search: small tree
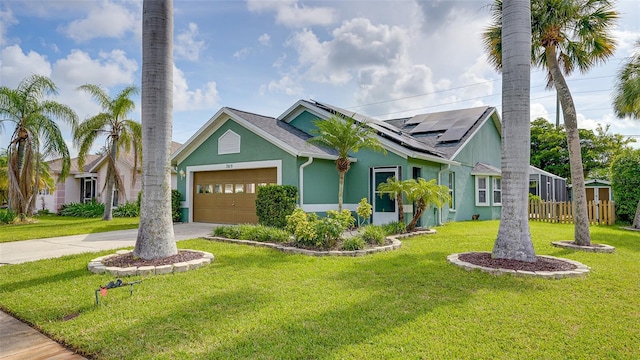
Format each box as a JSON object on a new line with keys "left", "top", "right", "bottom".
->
{"left": 307, "top": 114, "right": 385, "bottom": 211}
{"left": 404, "top": 178, "right": 451, "bottom": 231}
{"left": 376, "top": 176, "right": 410, "bottom": 224}
{"left": 356, "top": 197, "right": 372, "bottom": 227}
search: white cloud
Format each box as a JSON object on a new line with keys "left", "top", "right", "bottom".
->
{"left": 247, "top": 0, "right": 336, "bottom": 28}
{"left": 258, "top": 33, "right": 271, "bottom": 46}
{"left": 52, "top": 49, "right": 137, "bottom": 87}
{"left": 175, "top": 23, "right": 205, "bottom": 61}
{"left": 267, "top": 75, "right": 303, "bottom": 96}
{"left": 173, "top": 66, "right": 220, "bottom": 112}
{"left": 0, "top": 45, "right": 52, "bottom": 87}
{"left": 531, "top": 103, "right": 551, "bottom": 121}
{"left": 0, "top": 7, "right": 18, "bottom": 46}
{"left": 233, "top": 47, "right": 251, "bottom": 60}
{"left": 61, "top": 1, "right": 137, "bottom": 42}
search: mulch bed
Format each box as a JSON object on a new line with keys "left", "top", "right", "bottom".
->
{"left": 102, "top": 250, "right": 203, "bottom": 267}
{"left": 458, "top": 252, "right": 577, "bottom": 272}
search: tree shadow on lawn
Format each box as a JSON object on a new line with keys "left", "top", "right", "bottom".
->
{"left": 0, "top": 267, "right": 88, "bottom": 294}
{"left": 84, "top": 251, "right": 535, "bottom": 359}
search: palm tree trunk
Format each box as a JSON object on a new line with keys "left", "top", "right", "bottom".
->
{"left": 102, "top": 141, "right": 117, "bottom": 221}
{"left": 545, "top": 45, "right": 591, "bottom": 246}
{"left": 407, "top": 199, "right": 424, "bottom": 231}
{"left": 397, "top": 199, "right": 404, "bottom": 223}
{"left": 135, "top": 0, "right": 177, "bottom": 260}
{"left": 633, "top": 198, "right": 640, "bottom": 229}
{"left": 338, "top": 170, "right": 344, "bottom": 211}
{"left": 493, "top": 0, "right": 536, "bottom": 262}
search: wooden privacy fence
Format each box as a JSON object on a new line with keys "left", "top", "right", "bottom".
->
{"left": 528, "top": 200, "right": 616, "bottom": 225}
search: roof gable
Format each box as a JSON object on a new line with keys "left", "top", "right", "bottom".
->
{"left": 171, "top": 107, "right": 339, "bottom": 165}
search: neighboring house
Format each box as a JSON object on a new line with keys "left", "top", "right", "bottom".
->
{"left": 42, "top": 142, "right": 181, "bottom": 213}
{"left": 172, "top": 100, "right": 513, "bottom": 227}
{"left": 529, "top": 166, "right": 568, "bottom": 201}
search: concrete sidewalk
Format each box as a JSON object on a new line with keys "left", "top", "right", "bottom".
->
{"left": 0, "top": 222, "right": 216, "bottom": 359}
{"left": 0, "top": 222, "right": 215, "bottom": 265}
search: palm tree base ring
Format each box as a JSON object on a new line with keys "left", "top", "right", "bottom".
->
{"left": 551, "top": 240, "right": 615, "bottom": 253}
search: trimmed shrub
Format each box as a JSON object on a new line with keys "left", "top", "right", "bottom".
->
{"left": 212, "top": 224, "right": 290, "bottom": 243}
{"left": 113, "top": 202, "right": 139, "bottom": 217}
{"left": 256, "top": 185, "right": 298, "bottom": 228}
{"left": 327, "top": 209, "right": 355, "bottom": 230}
{"left": 59, "top": 200, "right": 104, "bottom": 217}
{"left": 342, "top": 236, "right": 366, "bottom": 251}
{"left": 381, "top": 221, "right": 406, "bottom": 235}
{"left": 314, "top": 217, "right": 344, "bottom": 249}
{"left": 0, "top": 209, "right": 16, "bottom": 224}
{"left": 360, "top": 224, "right": 386, "bottom": 245}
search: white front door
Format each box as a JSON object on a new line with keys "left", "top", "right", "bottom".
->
{"left": 372, "top": 167, "right": 399, "bottom": 224}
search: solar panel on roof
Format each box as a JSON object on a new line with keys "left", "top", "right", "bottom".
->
{"left": 437, "top": 116, "right": 478, "bottom": 142}
{"left": 410, "top": 116, "right": 456, "bottom": 134}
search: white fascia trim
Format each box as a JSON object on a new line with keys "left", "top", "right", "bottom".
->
{"left": 378, "top": 134, "right": 459, "bottom": 166}
{"left": 449, "top": 108, "right": 498, "bottom": 160}
{"left": 278, "top": 100, "right": 333, "bottom": 122}
{"left": 299, "top": 152, "right": 356, "bottom": 163}
{"left": 171, "top": 107, "right": 230, "bottom": 164}
{"left": 184, "top": 160, "right": 282, "bottom": 223}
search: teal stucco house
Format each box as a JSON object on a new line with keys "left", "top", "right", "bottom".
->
{"left": 171, "top": 100, "right": 506, "bottom": 227}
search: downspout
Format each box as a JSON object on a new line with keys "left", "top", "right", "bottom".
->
{"left": 299, "top": 157, "right": 314, "bottom": 210}
{"left": 437, "top": 164, "right": 450, "bottom": 226}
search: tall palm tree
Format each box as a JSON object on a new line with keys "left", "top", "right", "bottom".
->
{"left": 0, "top": 74, "right": 77, "bottom": 216}
{"left": 488, "top": 0, "right": 536, "bottom": 262}
{"left": 612, "top": 40, "right": 640, "bottom": 228}
{"left": 74, "top": 84, "right": 141, "bottom": 220}
{"left": 0, "top": 149, "right": 8, "bottom": 206}
{"left": 134, "top": 0, "right": 178, "bottom": 260}
{"left": 376, "top": 176, "right": 410, "bottom": 224}
{"left": 308, "top": 114, "right": 385, "bottom": 211}
{"left": 404, "top": 178, "right": 451, "bottom": 232}
{"left": 484, "top": 0, "right": 618, "bottom": 247}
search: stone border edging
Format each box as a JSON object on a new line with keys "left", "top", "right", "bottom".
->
{"left": 204, "top": 236, "right": 401, "bottom": 256}
{"left": 551, "top": 240, "right": 615, "bottom": 253}
{"left": 620, "top": 226, "right": 640, "bottom": 232}
{"left": 447, "top": 252, "right": 590, "bottom": 279}
{"left": 203, "top": 229, "right": 436, "bottom": 256}
{"left": 88, "top": 249, "right": 214, "bottom": 276}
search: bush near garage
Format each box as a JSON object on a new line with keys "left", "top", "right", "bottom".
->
{"left": 255, "top": 185, "right": 298, "bottom": 228}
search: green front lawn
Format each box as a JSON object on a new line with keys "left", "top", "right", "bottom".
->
{"left": 1, "top": 221, "right": 638, "bottom": 359}
{"left": 0, "top": 215, "right": 140, "bottom": 243}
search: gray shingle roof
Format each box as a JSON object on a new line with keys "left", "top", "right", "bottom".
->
{"left": 226, "top": 107, "right": 338, "bottom": 158}
{"left": 309, "top": 101, "right": 495, "bottom": 161}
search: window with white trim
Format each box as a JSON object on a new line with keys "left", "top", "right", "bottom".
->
{"left": 493, "top": 177, "right": 502, "bottom": 205}
{"left": 475, "top": 176, "right": 489, "bottom": 206}
{"left": 448, "top": 172, "right": 455, "bottom": 210}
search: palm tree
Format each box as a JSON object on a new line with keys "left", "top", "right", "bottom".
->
{"left": 134, "top": 0, "right": 178, "bottom": 260}
{"left": 612, "top": 40, "right": 640, "bottom": 228}
{"left": 307, "top": 114, "right": 385, "bottom": 211}
{"left": 74, "top": 84, "right": 141, "bottom": 221}
{"left": 487, "top": 0, "right": 536, "bottom": 261}
{"left": 0, "top": 74, "right": 77, "bottom": 216}
{"left": 0, "top": 149, "right": 8, "bottom": 206}
{"left": 404, "top": 178, "right": 450, "bottom": 232}
{"left": 376, "top": 176, "right": 410, "bottom": 224}
{"left": 484, "top": 0, "right": 618, "bottom": 247}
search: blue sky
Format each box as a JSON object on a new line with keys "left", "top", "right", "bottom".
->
{"left": 1, "top": 0, "right": 639, "bottom": 156}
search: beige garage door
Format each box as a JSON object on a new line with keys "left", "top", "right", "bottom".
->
{"left": 193, "top": 168, "right": 277, "bottom": 224}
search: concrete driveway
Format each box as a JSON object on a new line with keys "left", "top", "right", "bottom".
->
{"left": 0, "top": 222, "right": 215, "bottom": 265}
